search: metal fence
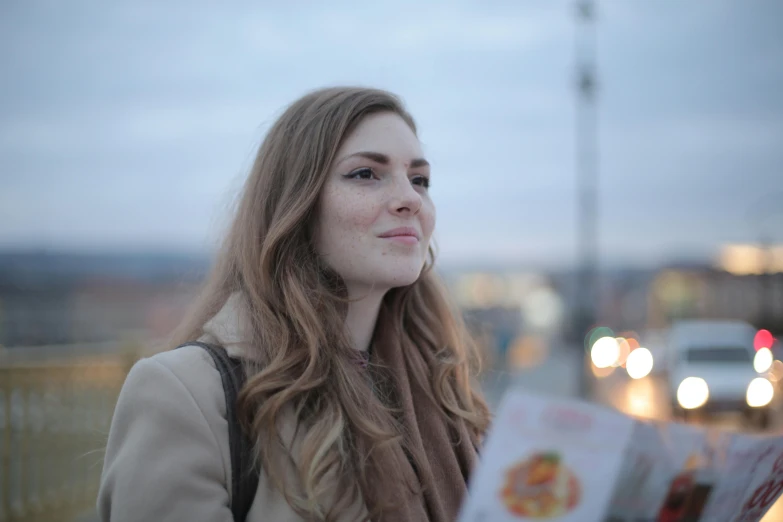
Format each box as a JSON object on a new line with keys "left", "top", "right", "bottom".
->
{"left": 1, "top": 344, "right": 139, "bottom": 522}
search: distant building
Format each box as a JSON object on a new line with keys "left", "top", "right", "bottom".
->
{"left": 0, "top": 251, "right": 209, "bottom": 347}
{"left": 0, "top": 279, "right": 74, "bottom": 345}
{"left": 646, "top": 267, "right": 783, "bottom": 333}
{"left": 69, "top": 277, "right": 202, "bottom": 342}
{"left": 596, "top": 261, "right": 783, "bottom": 337}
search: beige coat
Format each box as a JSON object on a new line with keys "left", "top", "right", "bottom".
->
{"left": 98, "top": 295, "right": 367, "bottom": 521}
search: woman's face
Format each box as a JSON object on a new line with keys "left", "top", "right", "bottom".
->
{"left": 314, "top": 112, "right": 435, "bottom": 295}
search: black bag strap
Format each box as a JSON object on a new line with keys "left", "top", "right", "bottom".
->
{"left": 177, "top": 342, "right": 259, "bottom": 522}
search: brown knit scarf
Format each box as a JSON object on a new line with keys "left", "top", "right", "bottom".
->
{"left": 369, "top": 318, "right": 480, "bottom": 522}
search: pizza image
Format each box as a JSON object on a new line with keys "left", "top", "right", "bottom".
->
{"left": 499, "top": 452, "right": 581, "bottom": 519}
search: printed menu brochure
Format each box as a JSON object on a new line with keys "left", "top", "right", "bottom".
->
{"left": 458, "top": 389, "right": 783, "bottom": 522}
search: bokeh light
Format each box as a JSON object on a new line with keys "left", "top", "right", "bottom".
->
{"left": 585, "top": 326, "right": 615, "bottom": 352}
{"left": 614, "top": 337, "right": 632, "bottom": 367}
{"left": 753, "top": 347, "right": 774, "bottom": 373}
{"left": 677, "top": 377, "right": 709, "bottom": 410}
{"left": 591, "top": 336, "right": 620, "bottom": 368}
{"left": 754, "top": 329, "right": 774, "bottom": 351}
{"left": 626, "top": 347, "right": 654, "bottom": 379}
{"left": 747, "top": 378, "right": 774, "bottom": 408}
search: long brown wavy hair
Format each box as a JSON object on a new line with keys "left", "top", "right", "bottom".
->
{"left": 171, "top": 87, "right": 490, "bottom": 521}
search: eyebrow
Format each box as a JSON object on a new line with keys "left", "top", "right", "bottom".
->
{"left": 338, "top": 151, "right": 430, "bottom": 169}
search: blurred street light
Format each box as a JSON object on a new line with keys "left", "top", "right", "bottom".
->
{"left": 591, "top": 336, "right": 619, "bottom": 368}
{"left": 626, "top": 347, "right": 654, "bottom": 379}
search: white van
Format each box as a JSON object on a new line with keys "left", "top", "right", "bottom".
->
{"left": 666, "top": 320, "right": 774, "bottom": 429}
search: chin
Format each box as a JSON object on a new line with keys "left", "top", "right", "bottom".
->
{"left": 376, "top": 263, "right": 426, "bottom": 289}
{"left": 386, "top": 273, "right": 423, "bottom": 289}
{"left": 339, "top": 254, "right": 428, "bottom": 294}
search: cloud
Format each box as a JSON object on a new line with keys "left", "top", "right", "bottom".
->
{"left": 1, "top": 0, "right": 782, "bottom": 267}
{"left": 0, "top": 101, "right": 272, "bottom": 154}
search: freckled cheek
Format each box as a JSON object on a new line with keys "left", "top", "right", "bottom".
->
{"left": 420, "top": 201, "right": 437, "bottom": 240}
{"left": 331, "top": 197, "right": 380, "bottom": 235}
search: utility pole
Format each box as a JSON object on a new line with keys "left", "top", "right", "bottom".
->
{"left": 760, "top": 235, "right": 773, "bottom": 331}
{"left": 574, "top": 0, "right": 599, "bottom": 342}
{"left": 574, "top": 0, "right": 599, "bottom": 398}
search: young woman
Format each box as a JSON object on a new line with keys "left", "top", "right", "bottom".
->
{"left": 98, "top": 87, "right": 491, "bottom": 522}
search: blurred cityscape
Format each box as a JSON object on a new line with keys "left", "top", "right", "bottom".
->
{"left": 2, "top": 245, "right": 781, "bottom": 349}
{"left": 3, "top": 245, "right": 783, "bottom": 519}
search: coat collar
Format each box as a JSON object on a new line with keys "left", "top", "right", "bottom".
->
{"left": 201, "top": 292, "right": 252, "bottom": 359}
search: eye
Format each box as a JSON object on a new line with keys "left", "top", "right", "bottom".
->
{"left": 345, "top": 167, "right": 376, "bottom": 181}
{"left": 411, "top": 175, "right": 430, "bottom": 189}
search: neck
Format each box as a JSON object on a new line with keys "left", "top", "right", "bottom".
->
{"left": 344, "top": 286, "right": 386, "bottom": 352}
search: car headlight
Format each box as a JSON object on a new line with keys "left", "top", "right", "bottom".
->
{"left": 677, "top": 377, "right": 709, "bottom": 409}
{"left": 754, "top": 348, "right": 774, "bottom": 373}
{"left": 747, "top": 377, "right": 774, "bottom": 408}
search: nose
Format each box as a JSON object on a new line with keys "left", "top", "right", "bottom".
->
{"left": 388, "top": 175, "right": 422, "bottom": 216}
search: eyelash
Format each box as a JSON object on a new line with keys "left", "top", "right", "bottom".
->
{"left": 345, "top": 167, "right": 430, "bottom": 189}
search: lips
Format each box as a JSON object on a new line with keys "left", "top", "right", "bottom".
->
{"left": 378, "top": 226, "right": 421, "bottom": 240}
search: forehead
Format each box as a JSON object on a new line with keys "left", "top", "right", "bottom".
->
{"left": 337, "top": 112, "right": 422, "bottom": 159}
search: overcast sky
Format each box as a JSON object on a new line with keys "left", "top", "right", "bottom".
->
{"left": 1, "top": 0, "right": 782, "bottom": 269}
